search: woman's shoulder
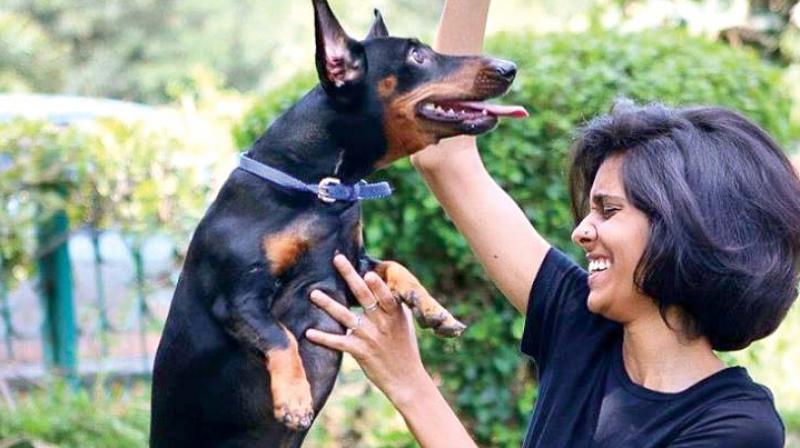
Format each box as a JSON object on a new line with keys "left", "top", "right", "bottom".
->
{"left": 675, "top": 399, "right": 784, "bottom": 447}
{"left": 674, "top": 370, "right": 784, "bottom": 447}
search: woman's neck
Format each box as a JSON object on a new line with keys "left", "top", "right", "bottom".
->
{"left": 621, "top": 308, "right": 726, "bottom": 393}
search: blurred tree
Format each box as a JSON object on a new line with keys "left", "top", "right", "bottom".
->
{"left": 720, "top": 0, "right": 799, "bottom": 63}
{"left": 3, "top": 0, "right": 269, "bottom": 102}
{"left": 0, "top": 11, "right": 66, "bottom": 92}
{"left": 0, "top": 0, "right": 444, "bottom": 103}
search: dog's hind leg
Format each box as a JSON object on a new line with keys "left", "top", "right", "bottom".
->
{"left": 212, "top": 268, "right": 314, "bottom": 431}
{"left": 360, "top": 257, "right": 466, "bottom": 337}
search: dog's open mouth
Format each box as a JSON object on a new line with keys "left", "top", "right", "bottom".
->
{"left": 416, "top": 99, "right": 528, "bottom": 134}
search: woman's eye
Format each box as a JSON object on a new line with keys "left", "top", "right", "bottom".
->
{"left": 591, "top": 206, "right": 619, "bottom": 218}
{"left": 602, "top": 207, "right": 619, "bottom": 217}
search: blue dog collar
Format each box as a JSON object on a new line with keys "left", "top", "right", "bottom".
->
{"left": 237, "top": 154, "right": 393, "bottom": 203}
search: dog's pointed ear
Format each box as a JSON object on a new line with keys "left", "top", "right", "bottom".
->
{"left": 365, "top": 9, "right": 389, "bottom": 40}
{"left": 313, "top": 0, "right": 366, "bottom": 95}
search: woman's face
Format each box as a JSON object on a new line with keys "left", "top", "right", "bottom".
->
{"left": 571, "top": 154, "right": 655, "bottom": 323}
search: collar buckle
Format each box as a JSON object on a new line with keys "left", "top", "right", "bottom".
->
{"left": 317, "top": 177, "right": 342, "bottom": 203}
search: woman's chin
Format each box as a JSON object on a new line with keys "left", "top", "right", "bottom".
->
{"left": 586, "top": 293, "right": 602, "bottom": 314}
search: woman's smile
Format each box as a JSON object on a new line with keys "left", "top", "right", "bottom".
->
{"left": 587, "top": 256, "right": 612, "bottom": 288}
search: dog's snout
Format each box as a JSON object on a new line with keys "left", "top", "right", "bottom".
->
{"left": 491, "top": 60, "right": 517, "bottom": 82}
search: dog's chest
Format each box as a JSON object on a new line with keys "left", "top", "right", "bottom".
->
{"left": 261, "top": 206, "right": 363, "bottom": 279}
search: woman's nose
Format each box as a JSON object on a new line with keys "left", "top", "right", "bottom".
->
{"left": 572, "top": 220, "right": 596, "bottom": 247}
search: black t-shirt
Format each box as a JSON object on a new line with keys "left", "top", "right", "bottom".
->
{"left": 520, "top": 248, "right": 785, "bottom": 447}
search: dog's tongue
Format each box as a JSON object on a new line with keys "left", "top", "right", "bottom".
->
{"left": 458, "top": 101, "right": 529, "bottom": 118}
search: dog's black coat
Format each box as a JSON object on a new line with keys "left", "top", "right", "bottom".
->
{"left": 151, "top": 88, "right": 380, "bottom": 446}
{"left": 150, "top": 1, "right": 517, "bottom": 446}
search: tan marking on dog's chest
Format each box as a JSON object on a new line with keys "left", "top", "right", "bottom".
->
{"left": 263, "top": 218, "right": 318, "bottom": 276}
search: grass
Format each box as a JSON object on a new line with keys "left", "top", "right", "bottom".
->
{"left": 0, "top": 380, "right": 150, "bottom": 448}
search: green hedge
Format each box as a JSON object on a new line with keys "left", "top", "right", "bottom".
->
{"left": 233, "top": 29, "right": 795, "bottom": 446}
{"left": 0, "top": 118, "right": 211, "bottom": 288}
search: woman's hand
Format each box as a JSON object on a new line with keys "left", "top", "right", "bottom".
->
{"left": 410, "top": 135, "right": 478, "bottom": 173}
{"left": 305, "top": 254, "right": 428, "bottom": 405}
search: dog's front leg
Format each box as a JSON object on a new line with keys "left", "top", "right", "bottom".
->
{"left": 359, "top": 256, "right": 466, "bottom": 337}
{"left": 212, "top": 271, "right": 314, "bottom": 431}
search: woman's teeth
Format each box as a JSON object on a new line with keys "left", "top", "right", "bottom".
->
{"left": 588, "top": 259, "right": 611, "bottom": 273}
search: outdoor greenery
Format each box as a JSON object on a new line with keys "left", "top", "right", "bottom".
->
{"left": 0, "top": 381, "right": 150, "bottom": 448}
{"left": 1, "top": 0, "right": 444, "bottom": 103}
{"left": 0, "top": 117, "right": 213, "bottom": 291}
{"left": 234, "top": 29, "right": 798, "bottom": 445}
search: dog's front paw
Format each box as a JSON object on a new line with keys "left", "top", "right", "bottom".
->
{"left": 418, "top": 310, "right": 466, "bottom": 338}
{"left": 404, "top": 291, "right": 467, "bottom": 338}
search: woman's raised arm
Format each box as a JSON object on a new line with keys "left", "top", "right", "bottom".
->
{"left": 412, "top": 0, "right": 550, "bottom": 313}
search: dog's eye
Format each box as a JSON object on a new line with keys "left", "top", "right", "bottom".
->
{"left": 410, "top": 48, "right": 426, "bottom": 64}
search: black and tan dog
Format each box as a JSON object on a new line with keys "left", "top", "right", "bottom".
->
{"left": 150, "top": 1, "right": 526, "bottom": 446}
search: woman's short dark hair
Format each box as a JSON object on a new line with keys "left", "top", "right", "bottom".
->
{"left": 569, "top": 99, "right": 800, "bottom": 351}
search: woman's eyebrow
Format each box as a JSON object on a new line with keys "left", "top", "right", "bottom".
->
{"left": 591, "top": 193, "right": 627, "bottom": 205}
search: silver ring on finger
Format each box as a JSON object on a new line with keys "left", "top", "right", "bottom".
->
{"left": 364, "top": 301, "right": 379, "bottom": 313}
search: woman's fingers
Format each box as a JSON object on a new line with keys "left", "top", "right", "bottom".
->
{"left": 333, "top": 254, "right": 377, "bottom": 308}
{"left": 309, "top": 289, "right": 359, "bottom": 329}
{"left": 305, "top": 328, "right": 349, "bottom": 352}
{"left": 364, "top": 271, "right": 398, "bottom": 312}
{"left": 307, "top": 290, "right": 372, "bottom": 358}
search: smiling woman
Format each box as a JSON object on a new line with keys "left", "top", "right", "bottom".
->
{"left": 569, "top": 101, "right": 800, "bottom": 351}
{"left": 509, "top": 100, "right": 800, "bottom": 447}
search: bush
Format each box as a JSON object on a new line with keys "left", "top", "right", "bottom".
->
{"left": 0, "top": 117, "right": 214, "bottom": 289}
{"left": 233, "top": 29, "right": 795, "bottom": 446}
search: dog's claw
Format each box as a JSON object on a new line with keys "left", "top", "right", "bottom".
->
{"left": 434, "top": 319, "right": 467, "bottom": 338}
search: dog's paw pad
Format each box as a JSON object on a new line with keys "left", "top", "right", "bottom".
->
{"left": 275, "top": 405, "right": 314, "bottom": 431}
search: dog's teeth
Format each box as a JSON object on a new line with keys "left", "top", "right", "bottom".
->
{"left": 482, "top": 109, "right": 488, "bottom": 116}
{"left": 423, "top": 103, "right": 435, "bottom": 111}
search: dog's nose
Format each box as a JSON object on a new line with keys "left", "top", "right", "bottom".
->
{"left": 491, "top": 60, "right": 517, "bottom": 82}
